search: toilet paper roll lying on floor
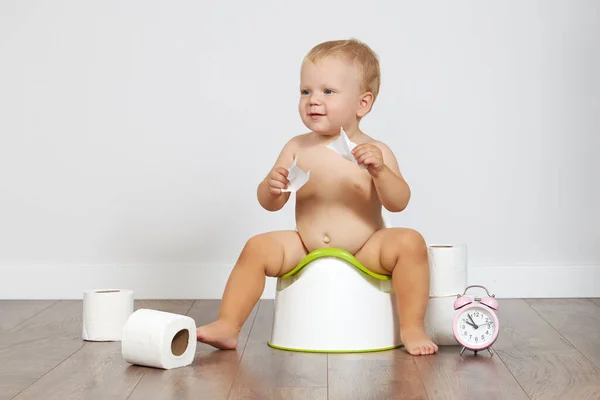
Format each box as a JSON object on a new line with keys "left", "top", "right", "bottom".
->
{"left": 121, "top": 309, "right": 197, "bottom": 370}
{"left": 82, "top": 289, "right": 134, "bottom": 341}
{"left": 428, "top": 244, "right": 467, "bottom": 297}
{"left": 424, "top": 297, "right": 460, "bottom": 346}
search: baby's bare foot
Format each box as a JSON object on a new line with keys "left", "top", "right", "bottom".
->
{"left": 401, "top": 327, "right": 438, "bottom": 356}
{"left": 196, "top": 320, "right": 239, "bottom": 350}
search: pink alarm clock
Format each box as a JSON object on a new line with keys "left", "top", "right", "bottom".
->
{"left": 452, "top": 284, "right": 499, "bottom": 356}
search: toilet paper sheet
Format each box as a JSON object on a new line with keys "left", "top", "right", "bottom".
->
{"left": 282, "top": 152, "right": 310, "bottom": 193}
{"left": 327, "top": 127, "right": 367, "bottom": 169}
{"left": 424, "top": 297, "right": 459, "bottom": 346}
{"left": 82, "top": 289, "right": 134, "bottom": 341}
{"left": 121, "top": 309, "right": 197, "bottom": 370}
{"left": 428, "top": 244, "right": 467, "bottom": 297}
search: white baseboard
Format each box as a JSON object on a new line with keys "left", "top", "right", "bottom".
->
{"left": 1, "top": 264, "right": 599, "bottom": 300}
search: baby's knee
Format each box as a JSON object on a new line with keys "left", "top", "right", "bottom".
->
{"left": 241, "top": 234, "right": 271, "bottom": 258}
{"left": 395, "top": 229, "right": 427, "bottom": 257}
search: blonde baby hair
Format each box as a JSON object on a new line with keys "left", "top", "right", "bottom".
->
{"left": 304, "top": 38, "right": 381, "bottom": 101}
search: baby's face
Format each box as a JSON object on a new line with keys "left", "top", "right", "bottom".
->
{"left": 298, "top": 56, "right": 364, "bottom": 136}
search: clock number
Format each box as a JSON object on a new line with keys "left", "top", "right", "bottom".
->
{"left": 464, "top": 331, "right": 467, "bottom": 336}
{"left": 481, "top": 335, "right": 485, "bottom": 340}
{"left": 469, "top": 335, "right": 472, "bottom": 340}
{"left": 474, "top": 312, "right": 479, "bottom": 317}
{"left": 486, "top": 330, "right": 489, "bottom": 335}
{"left": 462, "top": 324, "right": 466, "bottom": 329}
{"left": 475, "top": 337, "right": 478, "bottom": 342}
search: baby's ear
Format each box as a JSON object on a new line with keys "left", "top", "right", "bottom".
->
{"left": 357, "top": 92, "right": 374, "bottom": 117}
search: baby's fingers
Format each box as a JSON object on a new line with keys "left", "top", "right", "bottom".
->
{"left": 355, "top": 151, "right": 373, "bottom": 165}
{"left": 352, "top": 143, "right": 375, "bottom": 158}
{"left": 362, "top": 156, "right": 383, "bottom": 171}
{"left": 269, "top": 178, "right": 288, "bottom": 194}
{"left": 273, "top": 167, "right": 289, "bottom": 178}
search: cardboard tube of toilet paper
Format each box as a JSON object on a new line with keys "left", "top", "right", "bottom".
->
{"left": 427, "top": 244, "right": 467, "bottom": 297}
{"left": 424, "top": 297, "right": 459, "bottom": 346}
{"left": 82, "top": 289, "right": 134, "bottom": 341}
{"left": 121, "top": 309, "right": 197, "bottom": 370}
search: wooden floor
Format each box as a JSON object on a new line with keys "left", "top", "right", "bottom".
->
{"left": 1, "top": 299, "right": 600, "bottom": 400}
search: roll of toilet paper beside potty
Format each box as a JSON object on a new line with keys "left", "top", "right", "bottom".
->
{"left": 425, "top": 244, "right": 468, "bottom": 345}
{"left": 121, "top": 309, "right": 197, "bottom": 370}
{"left": 428, "top": 244, "right": 467, "bottom": 297}
{"left": 82, "top": 289, "right": 134, "bottom": 341}
{"left": 425, "top": 297, "right": 460, "bottom": 345}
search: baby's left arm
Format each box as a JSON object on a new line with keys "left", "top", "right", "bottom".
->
{"left": 353, "top": 141, "right": 411, "bottom": 212}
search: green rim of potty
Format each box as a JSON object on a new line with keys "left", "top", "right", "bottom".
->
{"left": 281, "top": 247, "right": 392, "bottom": 281}
{"left": 267, "top": 341, "right": 403, "bottom": 353}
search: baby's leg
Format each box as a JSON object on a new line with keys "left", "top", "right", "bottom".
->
{"left": 355, "top": 228, "right": 437, "bottom": 356}
{"left": 196, "top": 230, "right": 307, "bottom": 350}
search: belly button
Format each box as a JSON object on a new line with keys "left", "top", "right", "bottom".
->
{"left": 323, "top": 234, "right": 330, "bottom": 244}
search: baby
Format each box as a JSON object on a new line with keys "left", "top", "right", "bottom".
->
{"left": 196, "top": 39, "right": 438, "bottom": 356}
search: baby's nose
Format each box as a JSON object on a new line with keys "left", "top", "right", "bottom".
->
{"left": 309, "top": 95, "right": 322, "bottom": 105}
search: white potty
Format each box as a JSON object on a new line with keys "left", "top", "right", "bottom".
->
{"left": 268, "top": 248, "right": 402, "bottom": 353}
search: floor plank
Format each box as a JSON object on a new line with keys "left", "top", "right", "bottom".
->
{"left": 591, "top": 298, "right": 600, "bottom": 307}
{"left": 127, "top": 300, "right": 259, "bottom": 400}
{"left": 228, "top": 300, "right": 328, "bottom": 400}
{"left": 0, "top": 300, "right": 56, "bottom": 333}
{"left": 495, "top": 299, "right": 600, "bottom": 399}
{"left": 527, "top": 299, "right": 600, "bottom": 370}
{"left": 134, "top": 299, "right": 194, "bottom": 314}
{"left": 414, "top": 346, "right": 529, "bottom": 400}
{"left": 328, "top": 350, "right": 429, "bottom": 400}
{"left": 12, "top": 300, "right": 195, "bottom": 400}
{"left": 0, "top": 301, "right": 84, "bottom": 400}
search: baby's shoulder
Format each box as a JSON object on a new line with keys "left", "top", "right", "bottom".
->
{"left": 274, "top": 132, "right": 313, "bottom": 162}
{"left": 361, "top": 135, "right": 393, "bottom": 153}
{"left": 281, "top": 132, "right": 314, "bottom": 150}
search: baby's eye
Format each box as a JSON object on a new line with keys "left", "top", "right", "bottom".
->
{"left": 301, "top": 89, "right": 309, "bottom": 95}
{"left": 324, "top": 89, "right": 333, "bottom": 94}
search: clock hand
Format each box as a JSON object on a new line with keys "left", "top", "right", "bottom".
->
{"left": 468, "top": 314, "right": 479, "bottom": 329}
{"left": 465, "top": 320, "right": 477, "bottom": 328}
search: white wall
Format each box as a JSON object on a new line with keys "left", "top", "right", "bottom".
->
{"left": 1, "top": 0, "right": 598, "bottom": 299}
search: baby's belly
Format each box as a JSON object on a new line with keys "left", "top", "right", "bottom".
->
{"left": 295, "top": 203, "right": 384, "bottom": 255}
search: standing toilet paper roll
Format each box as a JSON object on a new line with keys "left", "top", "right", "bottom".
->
{"left": 82, "top": 289, "right": 134, "bottom": 341}
{"left": 121, "top": 309, "right": 197, "bottom": 370}
{"left": 424, "top": 297, "right": 459, "bottom": 346}
{"left": 427, "top": 244, "right": 467, "bottom": 297}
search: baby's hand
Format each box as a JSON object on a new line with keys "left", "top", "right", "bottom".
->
{"left": 352, "top": 143, "right": 384, "bottom": 175}
{"left": 268, "top": 167, "right": 290, "bottom": 195}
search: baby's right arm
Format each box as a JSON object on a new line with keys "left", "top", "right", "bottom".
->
{"left": 257, "top": 137, "right": 298, "bottom": 212}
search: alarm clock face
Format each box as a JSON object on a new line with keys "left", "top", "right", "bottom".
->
{"left": 454, "top": 305, "right": 499, "bottom": 350}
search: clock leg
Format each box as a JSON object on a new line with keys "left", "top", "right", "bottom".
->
{"left": 487, "top": 347, "right": 494, "bottom": 356}
{"left": 460, "top": 347, "right": 466, "bottom": 355}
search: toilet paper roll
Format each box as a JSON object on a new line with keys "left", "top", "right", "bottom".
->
{"left": 424, "top": 297, "right": 459, "bottom": 346}
{"left": 82, "top": 289, "right": 134, "bottom": 341}
{"left": 428, "top": 244, "right": 467, "bottom": 297}
{"left": 121, "top": 309, "right": 197, "bottom": 370}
